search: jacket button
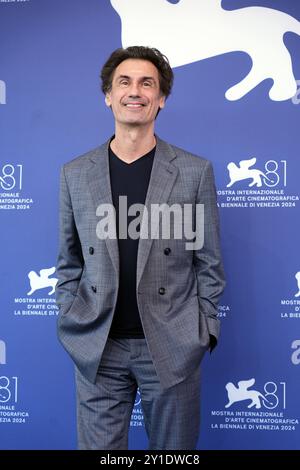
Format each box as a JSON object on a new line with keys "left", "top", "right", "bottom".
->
{"left": 89, "top": 247, "right": 94, "bottom": 255}
{"left": 164, "top": 247, "right": 171, "bottom": 255}
{"left": 91, "top": 286, "right": 97, "bottom": 293}
{"left": 158, "top": 287, "right": 165, "bottom": 295}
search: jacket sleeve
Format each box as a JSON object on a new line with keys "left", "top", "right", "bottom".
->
{"left": 193, "top": 160, "right": 226, "bottom": 343}
{"left": 55, "top": 166, "right": 84, "bottom": 310}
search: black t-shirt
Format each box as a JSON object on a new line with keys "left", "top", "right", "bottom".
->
{"left": 108, "top": 144, "right": 155, "bottom": 338}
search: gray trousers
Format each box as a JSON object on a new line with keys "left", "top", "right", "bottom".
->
{"left": 75, "top": 337, "right": 201, "bottom": 450}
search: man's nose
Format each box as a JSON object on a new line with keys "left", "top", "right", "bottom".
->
{"left": 128, "top": 82, "right": 141, "bottom": 96}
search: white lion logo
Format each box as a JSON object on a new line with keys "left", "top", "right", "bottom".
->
{"left": 227, "top": 157, "right": 272, "bottom": 187}
{"left": 110, "top": 0, "right": 300, "bottom": 101}
{"left": 225, "top": 378, "right": 271, "bottom": 409}
{"left": 27, "top": 267, "right": 58, "bottom": 296}
{"left": 295, "top": 272, "right": 300, "bottom": 298}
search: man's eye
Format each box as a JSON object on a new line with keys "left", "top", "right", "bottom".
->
{"left": 120, "top": 81, "right": 129, "bottom": 86}
{"left": 143, "top": 82, "right": 152, "bottom": 87}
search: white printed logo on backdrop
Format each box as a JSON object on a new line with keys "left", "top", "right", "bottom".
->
{"left": 291, "top": 340, "right": 300, "bottom": 365}
{"left": 0, "top": 80, "right": 6, "bottom": 105}
{"left": 0, "top": 355, "right": 30, "bottom": 425}
{"left": 295, "top": 272, "right": 300, "bottom": 298}
{"left": 111, "top": 0, "right": 300, "bottom": 101}
{"left": 218, "top": 157, "right": 299, "bottom": 209}
{"left": 0, "top": 340, "right": 6, "bottom": 365}
{"left": 210, "top": 377, "right": 299, "bottom": 433}
{"left": 0, "top": 164, "right": 34, "bottom": 211}
{"left": 291, "top": 80, "right": 300, "bottom": 105}
{"left": 130, "top": 389, "right": 144, "bottom": 428}
{"left": 280, "top": 272, "right": 300, "bottom": 321}
{"left": 27, "top": 267, "right": 58, "bottom": 296}
{"left": 13, "top": 266, "right": 59, "bottom": 318}
{"left": 226, "top": 158, "right": 272, "bottom": 189}
{"left": 225, "top": 379, "right": 271, "bottom": 410}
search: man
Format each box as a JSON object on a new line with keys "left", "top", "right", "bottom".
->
{"left": 56, "top": 46, "right": 225, "bottom": 450}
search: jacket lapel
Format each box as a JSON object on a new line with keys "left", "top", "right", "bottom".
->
{"left": 136, "top": 137, "right": 178, "bottom": 288}
{"left": 87, "top": 140, "right": 120, "bottom": 277}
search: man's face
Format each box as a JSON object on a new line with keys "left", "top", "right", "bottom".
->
{"left": 105, "top": 59, "right": 166, "bottom": 128}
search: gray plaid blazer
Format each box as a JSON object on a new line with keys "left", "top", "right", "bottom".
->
{"left": 56, "top": 136, "right": 225, "bottom": 389}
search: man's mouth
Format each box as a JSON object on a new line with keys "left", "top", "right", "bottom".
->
{"left": 124, "top": 102, "right": 145, "bottom": 108}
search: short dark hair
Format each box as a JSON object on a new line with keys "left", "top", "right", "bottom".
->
{"left": 101, "top": 46, "right": 174, "bottom": 98}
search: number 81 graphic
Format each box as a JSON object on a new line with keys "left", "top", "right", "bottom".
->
{"left": 0, "top": 164, "right": 23, "bottom": 191}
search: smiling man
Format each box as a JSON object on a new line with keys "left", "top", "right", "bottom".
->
{"left": 105, "top": 58, "right": 165, "bottom": 131}
{"left": 55, "top": 46, "right": 225, "bottom": 450}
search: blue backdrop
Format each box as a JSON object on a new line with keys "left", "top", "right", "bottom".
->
{"left": 0, "top": 0, "right": 299, "bottom": 450}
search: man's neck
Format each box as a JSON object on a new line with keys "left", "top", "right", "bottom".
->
{"left": 110, "top": 126, "right": 156, "bottom": 163}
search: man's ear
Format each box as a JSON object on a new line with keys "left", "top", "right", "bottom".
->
{"left": 159, "top": 95, "right": 166, "bottom": 110}
{"left": 105, "top": 93, "right": 111, "bottom": 107}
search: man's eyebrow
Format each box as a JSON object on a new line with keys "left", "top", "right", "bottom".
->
{"left": 116, "top": 75, "right": 156, "bottom": 81}
{"left": 117, "top": 75, "right": 130, "bottom": 80}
